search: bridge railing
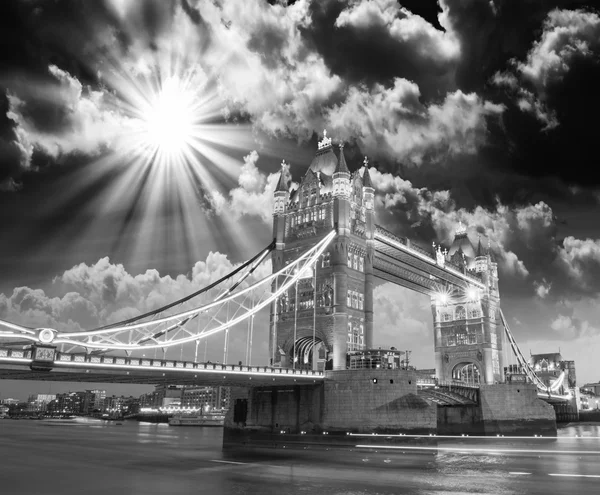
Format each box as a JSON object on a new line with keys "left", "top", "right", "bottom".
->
{"left": 0, "top": 348, "right": 31, "bottom": 359}
{"left": 0, "top": 347, "right": 324, "bottom": 378}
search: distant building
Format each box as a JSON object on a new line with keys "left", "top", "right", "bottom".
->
{"left": 83, "top": 389, "right": 106, "bottom": 415}
{"left": 27, "top": 394, "right": 56, "bottom": 413}
{"left": 181, "top": 386, "right": 230, "bottom": 411}
{"left": 581, "top": 383, "right": 600, "bottom": 396}
{"left": 46, "top": 392, "right": 86, "bottom": 415}
{"left": 0, "top": 398, "right": 20, "bottom": 406}
{"left": 528, "top": 352, "right": 576, "bottom": 395}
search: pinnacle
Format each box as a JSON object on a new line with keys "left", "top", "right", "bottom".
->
{"left": 335, "top": 143, "right": 350, "bottom": 175}
{"left": 275, "top": 160, "right": 288, "bottom": 192}
{"left": 362, "top": 156, "right": 373, "bottom": 188}
{"left": 476, "top": 235, "right": 484, "bottom": 257}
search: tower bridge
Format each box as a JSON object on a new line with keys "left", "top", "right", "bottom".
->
{"left": 0, "top": 132, "right": 572, "bottom": 431}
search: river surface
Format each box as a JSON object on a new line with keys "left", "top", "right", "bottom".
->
{"left": 1, "top": 419, "right": 600, "bottom": 494}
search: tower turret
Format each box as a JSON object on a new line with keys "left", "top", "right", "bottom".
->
{"left": 332, "top": 142, "right": 351, "bottom": 198}
{"left": 273, "top": 160, "right": 290, "bottom": 215}
{"left": 362, "top": 156, "right": 374, "bottom": 211}
{"left": 272, "top": 160, "right": 290, "bottom": 252}
{"left": 475, "top": 235, "right": 488, "bottom": 274}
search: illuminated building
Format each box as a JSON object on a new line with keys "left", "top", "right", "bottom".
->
{"left": 180, "top": 386, "right": 230, "bottom": 411}
{"left": 270, "top": 135, "right": 375, "bottom": 371}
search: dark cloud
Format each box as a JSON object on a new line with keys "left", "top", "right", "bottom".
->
{"left": 302, "top": 0, "right": 457, "bottom": 101}
{"left": 0, "top": 92, "right": 27, "bottom": 190}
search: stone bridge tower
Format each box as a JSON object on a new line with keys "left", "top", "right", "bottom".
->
{"left": 431, "top": 225, "right": 503, "bottom": 385}
{"left": 270, "top": 132, "right": 374, "bottom": 371}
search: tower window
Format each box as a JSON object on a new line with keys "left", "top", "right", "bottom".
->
{"left": 359, "top": 294, "right": 364, "bottom": 310}
{"left": 359, "top": 257, "right": 364, "bottom": 272}
{"left": 347, "top": 252, "right": 352, "bottom": 268}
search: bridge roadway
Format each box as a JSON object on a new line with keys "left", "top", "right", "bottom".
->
{"left": 0, "top": 347, "right": 323, "bottom": 387}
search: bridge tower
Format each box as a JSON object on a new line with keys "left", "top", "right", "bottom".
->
{"left": 270, "top": 132, "right": 374, "bottom": 371}
{"left": 432, "top": 226, "right": 503, "bottom": 385}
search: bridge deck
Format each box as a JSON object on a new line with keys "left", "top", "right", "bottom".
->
{"left": 0, "top": 348, "right": 323, "bottom": 387}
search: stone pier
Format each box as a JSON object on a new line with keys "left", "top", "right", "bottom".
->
{"left": 223, "top": 370, "right": 556, "bottom": 450}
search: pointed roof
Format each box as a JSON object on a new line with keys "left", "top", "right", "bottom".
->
{"left": 275, "top": 160, "right": 289, "bottom": 192}
{"left": 362, "top": 156, "right": 373, "bottom": 188}
{"left": 488, "top": 238, "right": 497, "bottom": 262}
{"left": 448, "top": 221, "right": 476, "bottom": 259}
{"left": 476, "top": 236, "right": 484, "bottom": 257}
{"left": 334, "top": 143, "right": 350, "bottom": 175}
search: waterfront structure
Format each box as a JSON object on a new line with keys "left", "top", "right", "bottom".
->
{"left": 46, "top": 392, "right": 86, "bottom": 415}
{"left": 26, "top": 394, "right": 56, "bottom": 413}
{"left": 0, "top": 132, "right": 574, "bottom": 436}
{"left": 181, "top": 386, "right": 230, "bottom": 411}
{"left": 271, "top": 137, "right": 375, "bottom": 372}
{"left": 270, "top": 132, "right": 503, "bottom": 384}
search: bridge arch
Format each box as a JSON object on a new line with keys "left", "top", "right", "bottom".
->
{"left": 451, "top": 361, "right": 481, "bottom": 385}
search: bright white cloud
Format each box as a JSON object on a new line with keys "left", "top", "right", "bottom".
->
{"left": 534, "top": 279, "right": 552, "bottom": 298}
{"left": 335, "top": 0, "right": 460, "bottom": 64}
{"left": 209, "top": 151, "right": 294, "bottom": 223}
{"left": 327, "top": 80, "right": 504, "bottom": 164}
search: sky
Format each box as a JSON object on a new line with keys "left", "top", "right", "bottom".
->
{"left": 1, "top": 0, "right": 600, "bottom": 400}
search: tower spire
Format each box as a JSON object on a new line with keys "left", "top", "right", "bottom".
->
{"left": 335, "top": 143, "right": 350, "bottom": 174}
{"left": 275, "top": 160, "right": 288, "bottom": 192}
{"left": 362, "top": 156, "right": 373, "bottom": 189}
{"left": 476, "top": 235, "right": 484, "bottom": 257}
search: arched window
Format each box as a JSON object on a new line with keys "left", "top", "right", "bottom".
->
{"left": 359, "top": 257, "right": 364, "bottom": 272}
{"left": 352, "top": 292, "right": 358, "bottom": 309}
{"left": 347, "top": 290, "right": 352, "bottom": 307}
{"left": 358, "top": 294, "right": 364, "bottom": 310}
{"left": 347, "top": 251, "right": 352, "bottom": 268}
{"left": 455, "top": 306, "right": 466, "bottom": 320}
{"left": 353, "top": 254, "right": 358, "bottom": 270}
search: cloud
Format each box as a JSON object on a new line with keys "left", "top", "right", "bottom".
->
{"left": 550, "top": 314, "right": 600, "bottom": 339}
{"left": 326, "top": 80, "right": 504, "bottom": 164}
{"left": 335, "top": 0, "right": 460, "bottom": 65}
{"left": 534, "top": 279, "right": 552, "bottom": 298}
{"left": 493, "top": 8, "right": 600, "bottom": 129}
{"left": 194, "top": 0, "right": 343, "bottom": 139}
{"left": 372, "top": 282, "right": 434, "bottom": 369}
{"left": 7, "top": 65, "right": 128, "bottom": 158}
{"left": 370, "top": 167, "right": 533, "bottom": 279}
{"left": 555, "top": 237, "right": 600, "bottom": 294}
{"left": 209, "top": 150, "right": 294, "bottom": 223}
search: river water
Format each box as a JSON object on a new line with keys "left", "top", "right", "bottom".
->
{"left": 1, "top": 419, "right": 600, "bottom": 494}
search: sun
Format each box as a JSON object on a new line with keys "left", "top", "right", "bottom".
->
{"left": 140, "top": 76, "right": 197, "bottom": 158}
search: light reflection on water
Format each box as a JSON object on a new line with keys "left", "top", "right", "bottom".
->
{"left": 1, "top": 420, "right": 599, "bottom": 495}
